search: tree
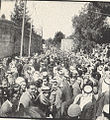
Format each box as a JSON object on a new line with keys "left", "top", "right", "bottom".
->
{"left": 1, "top": 14, "right": 5, "bottom": 19}
{"left": 45, "top": 38, "right": 53, "bottom": 49}
{"left": 53, "top": 31, "right": 65, "bottom": 48}
{"left": 11, "top": 0, "right": 31, "bottom": 29}
{"left": 92, "top": 2, "right": 110, "bottom": 15}
{"left": 71, "top": 2, "right": 110, "bottom": 53}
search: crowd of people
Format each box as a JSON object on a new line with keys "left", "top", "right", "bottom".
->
{"left": 0, "top": 43, "right": 109, "bottom": 119}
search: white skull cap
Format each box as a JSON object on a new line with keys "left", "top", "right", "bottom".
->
{"left": 15, "top": 77, "right": 25, "bottom": 85}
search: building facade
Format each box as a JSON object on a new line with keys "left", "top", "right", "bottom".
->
{"left": 61, "top": 38, "right": 79, "bottom": 52}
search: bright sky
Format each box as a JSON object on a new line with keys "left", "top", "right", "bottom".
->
{"left": 0, "top": 1, "right": 87, "bottom": 39}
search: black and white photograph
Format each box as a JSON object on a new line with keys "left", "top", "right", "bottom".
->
{"left": 0, "top": 0, "right": 109, "bottom": 119}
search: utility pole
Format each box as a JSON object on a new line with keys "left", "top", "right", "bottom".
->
{"left": 0, "top": 0, "right": 1, "bottom": 10}
{"left": 20, "top": 0, "right": 27, "bottom": 57}
{"left": 41, "top": 26, "right": 43, "bottom": 38}
{"left": 28, "top": 20, "right": 33, "bottom": 57}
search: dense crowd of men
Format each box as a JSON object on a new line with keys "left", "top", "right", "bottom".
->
{"left": 0, "top": 43, "right": 109, "bottom": 119}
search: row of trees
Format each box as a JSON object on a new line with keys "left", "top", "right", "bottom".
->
{"left": 11, "top": 0, "right": 65, "bottom": 50}
{"left": 71, "top": 2, "right": 110, "bottom": 53}
{"left": 10, "top": 0, "right": 38, "bottom": 36}
{"left": 46, "top": 2, "right": 110, "bottom": 52}
{"left": 11, "top": 1, "right": 110, "bottom": 53}
{"left": 45, "top": 31, "right": 65, "bottom": 49}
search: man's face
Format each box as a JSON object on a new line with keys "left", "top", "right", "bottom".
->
{"left": 58, "top": 69, "right": 64, "bottom": 75}
{"left": 7, "top": 74, "right": 13, "bottom": 84}
{"left": 21, "top": 82, "right": 26, "bottom": 90}
{"left": 12, "top": 93, "right": 19, "bottom": 103}
{"left": 93, "top": 86, "right": 98, "bottom": 94}
{"left": 77, "top": 77, "right": 81, "bottom": 84}
{"left": 70, "top": 67, "right": 75, "bottom": 72}
{"left": 28, "top": 85, "right": 36, "bottom": 95}
{"left": 43, "top": 78, "right": 48, "bottom": 86}
{"left": 97, "top": 65, "right": 103, "bottom": 72}
{"left": 106, "top": 71, "right": 110, "bottom": 79}
{"left": 84, "top": 73, "right": 89, "bottom": 79}
{"left": 83, "top": 78, "right": 88, "bottom": 85}
{"left": 0, "top": 89, "right": 2, "bottom": 96}
{"left": 2, "top": 80, "right": 8, "bottom": 88}
{"left": 70, "top": 78, "right": 76, "bottom": 85}
{"left": 43, "top": 91, "right": 50, "bottom": 98}
{"left": 52, "top": 82, "right": 58, "bottom": 91}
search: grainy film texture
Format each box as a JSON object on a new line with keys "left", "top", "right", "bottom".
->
{"left": 0, "top": 0, "right": 109, "bottom": 119}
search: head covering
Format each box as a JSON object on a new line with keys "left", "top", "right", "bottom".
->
{"left": 50, "top": 78, "right": 58, "bottom": 84}
{"left": 104, "top": 79, "right": 110, "bottom": 85}
{"left": 33, "top": 71, "right": 40, "bottom": 81}
{"left": 41, "top": 86, "right": 50, "bottom": 91}
{"left": 15, "top": 77, "right": 25, "bottom": 85}
{"left": 103, "top": 104, "right": 109, "bottom": 114}
{"left": 103, "top": 104, "right": 110, "bottom": 119}
{"left": 67, "top": 104, "right": 81, "bottom": 117}
{"left": 42, "top": 72, "right": 48, "bottom": 77}
{"left": 104, "top": 71, "right": 110, "bottom": 85}
{"left": 1, "top": 100, "right": 12, "bottom": 114}
{"left": 83, "top": 84, "right": 93, "bottom": 94}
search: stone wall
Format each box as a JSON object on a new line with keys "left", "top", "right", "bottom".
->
{"left": 0, "top": 19, "right": 43, "bottom": 58}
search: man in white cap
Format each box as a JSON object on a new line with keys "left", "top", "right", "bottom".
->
{"left": 18, "top": 82, "right": 36, "bottom": 109}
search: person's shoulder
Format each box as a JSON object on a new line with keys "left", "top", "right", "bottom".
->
{"left": 20, "top": 91, "right": 30, "bottom": 99}
{"left": 73, "top": 82, "right": 79, "bottom": 88}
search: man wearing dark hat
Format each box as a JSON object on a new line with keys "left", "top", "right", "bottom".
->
{"left": 36, "top": 86, "right": 51, "bottom": 117}
{"left": 72, "top": 77, "right": 82, "bottom": 99}
{"left": 57, "top": 69, "right": 72, "bottom": 117}
{"left": 50, "top": 78, "right": 62, "bottom": 118}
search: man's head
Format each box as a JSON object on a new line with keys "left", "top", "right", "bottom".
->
{"left": 2, "top": 79, "right": 8, "bottom": 88}
{"left": 41, "top": 86, "right": 50, "bottom": 98}
{"left": 77, "top": 77, "right": 82, "bottom": 84}
{"left": 58, "top": 68, "right": 64, "bottom": 76}
{"left": 69, "top": 66, "right": 76, "bottom": 72}
{"left": 27, "top": 82, "right": 36, "bottom": 95}
{"left": 20, "top": 82, "right": 26, "bottom": 91}
{"left": 70, "top": 78, "right": 76, "bottom": 85}
{"left": 83, "top": 84, "right": 93, "bottom": 94}
{"left": 7, "top": 73, "right": 13, "bottom": 85}
{"left": 51, "top": 78, "right": 58, "bottom": 91}
{"left": 92, "top": 81, "right": 98, "bottom": 94}
{"left": 93, "top": 85, "right": 98, "bottom": 95}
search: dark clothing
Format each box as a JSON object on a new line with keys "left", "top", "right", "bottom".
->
{"left": 80, "top": 101, "right": 94, "bottom": 120}
{"left": 61, "top": 80, "right": 72, "bottom": 117}
{"left": 72, "top": 82, "right": 81, "bottom": 98}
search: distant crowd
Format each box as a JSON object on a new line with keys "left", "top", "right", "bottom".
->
{"left": 0, "top": 43, "right": 109, "bottom": 119}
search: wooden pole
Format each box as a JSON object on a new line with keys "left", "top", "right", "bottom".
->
{"left": 0, "top": 0, "right": 1, "bottom": 10}
{"left": 28, "top": 20, "right": 33, "bottom": 57}
{"left": 20, "top": 0, "right": 26, "bottom": 57}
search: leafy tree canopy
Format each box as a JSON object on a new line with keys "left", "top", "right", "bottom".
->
{"left": 11, "top": 0, "right": 31, "bottom": 29}
{"left": 72, "top": 2, "right": 110, "bottom": 46}
{"left": 53, "top": 31, "right": 65, "bottom": 48}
